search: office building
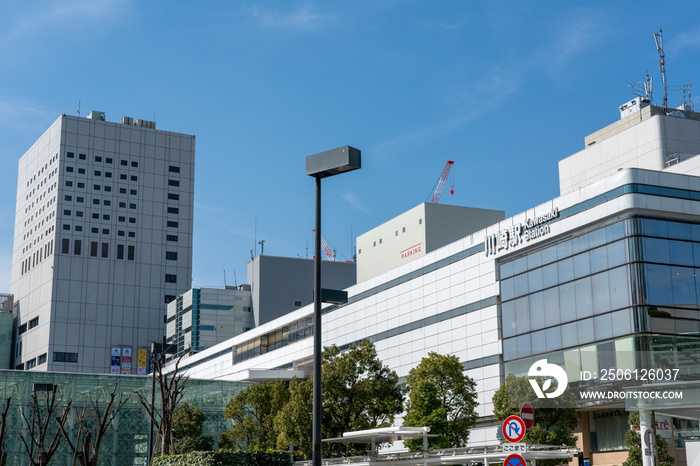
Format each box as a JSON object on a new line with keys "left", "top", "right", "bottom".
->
{"left": 167, "top": 286, "right": 255, "bottom": 358}
{"left": 10, "top": 112, "right": 195, "bottom": 373}
{"left": 171, "top": 102, "right": 700, "bottom": 465}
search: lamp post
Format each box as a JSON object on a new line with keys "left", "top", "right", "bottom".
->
{"left": 306, "top": 146, "right": 361, "bottom": 466}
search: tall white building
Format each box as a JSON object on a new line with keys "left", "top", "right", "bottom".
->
{"left": 11, "top": 111, "right": 195, "bottom": 373}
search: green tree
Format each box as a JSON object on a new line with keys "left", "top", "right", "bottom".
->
{"left": 274, "top": 377, "right": 312, "bottom": 459}
{"left": 403, "top": 352, "right": 478, "bottom": 450}
{"left": 172, "top": 403, "right": 213, "bottom": 454}
{"left": 492, "top": 375, "right": 578, "bottom": 466}
{"left": 275, "top": 340, "right": 404, "bottom": 459}
{"left": 622, "top": 412, "right": 675, "bottom": 466}
{"left": 219, "top": 379, "right": 289, "bottom": 450}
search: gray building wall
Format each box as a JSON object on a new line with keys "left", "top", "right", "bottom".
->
{"left": 247, "top": 255, "right": 356, "bottom": 326}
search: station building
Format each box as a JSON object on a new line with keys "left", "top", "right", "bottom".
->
{"left": 172, "top": 103, "right": 700, "bottom": 465}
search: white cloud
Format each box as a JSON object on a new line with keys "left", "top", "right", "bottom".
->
{"left": 252, "top": 3, "right": 335, "bottom": 30}
{"left": 0, "top": 98, "right": 54, "bottom": 132}
{"left": 670, "top": 27, "right": 700, "bottom": 57}
{"left": 342, "top": 192, "right": 372, "bottom": 214}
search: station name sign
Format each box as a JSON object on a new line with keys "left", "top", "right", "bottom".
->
{"left": 484, "top": 208, "right": 559, "bottom": 257}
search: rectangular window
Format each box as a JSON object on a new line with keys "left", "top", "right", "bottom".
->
{"left": 119, "top": 202, "right": 126, "bottom": 208}
{"left": 129, "top": 203, "right": 136, "bottom": 209}
{"left": 103, "top": 200, "right": 110, "bottom": 205}
{"left": 117, "top": 244, "right": 124, "bottom": 260}
{"left": 63, "top": 209, "right": 71, "bottom": 216}
{"left": 29, "top": 317, "right": 39, "bottom": 329}
{"left": 93, "top": 199, "right": 100, "bottom": 205}
{"left": 166, "top": 251, "right": 178, "bottom": 260}
{"left": 95, "top": 156, "right": 102, "bottom": 162}
{"left": 129, "top": 217, "right": 136, "bottom": 224}
{"left": 104, "top": 186, "right": 111, "bottom": 192}
{"left": 105, "top": 172, "right": 112, "bottom": 178}
{"left": 79, "top": 154, "right": 86, "bottom": 160}
{"left": 75, "top": 226, "right": 83, "bottom": 232}
{"left": 164, "top": 295, "right": 176, "bottom": 303}
{"left": 106, "top": 157, "right": 112, "bottom": 164}
{"left": 38, "top": 353, "right": 47, "bottom": 365}
{"left": 78, "top": 168, "right": 85, "bottom": 174}
{"left": 93, "top": 184, "right": 100, "bottom": 191}
{"left": 92, "top": 213, "right": 99, "bottom": 219}
{"left": 119, "top": 188, "right": 127, "bottom": 194}
{"left": 167, "top": 207, "right": 179, "bottom": 214}
{"left": 118, "top": 216, "right": 125, "bottom": 222}
{"left": 53, "top": 352, "right": 78, "bottom": 363}
{"left": 128, "top": 245, "right": 135, "bottom": 260}
{"left": 165, "top": 274, "right": 177, "bottom": 283}
{"left": 167, "top": 193, "right": 179, "bottom": 200}
{"left": 128, "top": 232, "right": 135, "bottom": 238}
{"left": 77, "top": 197, "right": 84, "bottom": 203}
{"left": 101, "top": 243, "right": 108, "bottom": 258}
{"left": 168, "top": 179, "right": 180, "bottom": 186}
{"left": 167, "top": 221, "right": 178, "bottom": 228}
{"left": 62, "top": 238, "right": 69, "bottom": 254}
{"left": 90, "top": 242, "right": 98, "bottom": 257}
{"left": 74, "top": 240, "right": 81, "bottom": 255}
{"left": 65, "top": 181, "right": 73, "bottom": 187}
{"left": 169, "top": 165, "right": 180, "bottom": 173}
{"left": 121, "top": 160, "right": 127, "bottom": 166}
{"left": 94, "top": 171, "right": 101, "bottom": 176}
{"left": 103, "top": 214, "right": 110, "bottom": 221}
{"left": 18, "top": 324, "right": 27, "bottom": 335}
{"left": 91, "top": 227, "right": 99, "bottom": 234}
{"left": 78, "top": 182, "right": 85, "bottom": 188}
{"left": 131, "top": 161, "right": 138, "bottom": 168}
{"left": 66, "top": 167, "right": 74, "bottom": 173}
{"left": 67, "top": 152, "right": 75, "bottom": 158}
{"left": 130, "top": 189, "right": 137, "bottom": 195}
{"left": 130, "top": 175, "right": 137, "bottom": 181}
{"left": 65, "top": 195, "right": 72, "bottom": 201}
{"left": 63, "top": 224, "right": 70, "bottom": 230}
{"left": 26, "top": 359, "right": 36, "bottom": 369}
{"left": 166, "top": 235, "right": 178, "bottom": 242}
{"left": 102, "top": 229, "right": 109, "bottom": 235}
{"left": 120, "top": 174, "right": 127, "bottom": 180}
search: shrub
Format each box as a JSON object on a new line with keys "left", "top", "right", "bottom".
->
{"left": 152, "top": 449, "right": 293, "bottom": 466}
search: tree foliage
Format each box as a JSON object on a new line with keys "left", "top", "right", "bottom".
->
{"left": 403, "top": 352, "right": 478, "bottom": 450}
{"left": 492, "top": 375, "right": 578, "bottom": 466}
{"left": 172, "top": 403, "right": 213, "bottom": 454}
{"left": 273, "top": 340, "right": 403, "bottom": 460}
{"left": 220, "top": 380, "right": 289, "bottom": 450}
{"left": 622, "top": 412, "right": 675, "bottom": 466}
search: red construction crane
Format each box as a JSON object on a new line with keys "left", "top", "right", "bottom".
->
{"left": 429, "top": 159, "right": 454, "bottom": 204}
{"left": 312, "top": 228, "right": 335, "bottom": 260}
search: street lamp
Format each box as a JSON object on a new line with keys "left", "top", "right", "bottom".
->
{"left": 306, "top": 146, "right": 361, "bottom": 466}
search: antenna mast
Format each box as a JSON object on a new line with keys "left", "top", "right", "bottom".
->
{"left": 654, "top": 27, "right": 668, "bottom": 110}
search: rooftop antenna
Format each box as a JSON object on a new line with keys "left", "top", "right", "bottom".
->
{"left": 258, "top": 239, "right": 265, "bottom": 256}
{"left": 233, "top": 270, "right": 238, "bottom": 287}
{"left": 654, "top": 27, "right": 668, "bottom": 110}
{"left": 77, "top": 101, "right": 81, "bottom": 117}
{"left": 628, "top": 71, "right": 653, "bottom": 100}
{"left": 223, "top": 269, "right": 227, "bottom": 287}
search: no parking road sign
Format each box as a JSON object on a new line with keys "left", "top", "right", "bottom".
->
{"left": 502, "top": 415, "right": 526, "bottom": 443}
{"left": 504, "top": 453, "right": 527, "bottom": 466}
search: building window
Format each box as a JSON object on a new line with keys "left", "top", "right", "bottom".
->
{"left": 37, "top": 353, "right": 47, "bottom": 365}
{"left": 104, "top": 186, "right": 111, "bottom": 192}
{"left": 131, "top": 161, "right": 138, "bottom": 168}
{"left": 118, "top": 216, "right": 125, "bottom": 222}
{"left": 62, "top": 238, "right": 69, "bottom": 254}
{"left": 66, "top": 167, "right": 74, "bottom": 173}
{"left": 119, "top": 202, "right": 126, "bottom": 208}
{"left": 104, "top": 199, "right": 111, "bottom": 205}
{"left": 92, "top": 213, "right": 99, "bottom": 219}
{"left": 93, "top": 199, "right": 100, "bottom": 205}
{"left": 91, "top": 227, "right": 99, "bottom": 234}
{"left": 166, "top": 235, "right": 178, "bottom": 242}
{"left": 75, "top": 226, "right": 83, "bottom": 232}
{"left": 77, "top": 197, "right": 84, "bottom": 203}
{"left": 164, "top": 295, "right": 176, "bottom": 303}
{"left": 118, "top": 230, "right": 125, "bottom": 237}
{"left": 78, "top": 182, "right": 85, "bottom": 189}
{"left": 128, "top": 245, "right": 135, "bottom": 260}
{"left": 94, "top": 185, "right": 100, "bottom": 191}
{"left": 166, "top": 251, "right": 178, "bottom": 260}
{"left": 101, "top": 243, "right": 108, "bottom": 258}
{"left": 62, "top": 224, "right": 70, "bottom": 231}
{"left": 53, "top": 352, "right": 78, "bottom": 363}
{"left": 106, "top": 157, "right": 112, "bottom": 164}
{"left": 165, "top": 274, "right": 177, "bottom": 283}
{"left": 128, "top": 232, "right": 135, "bottom": 238}
{"left": 167, "top": 193, "right": 179, "bottom": 200}
{"left": 119, "top": 188, "right": 127, "bottom": 194}
{"left": 79, "top": 154, "right": 86, "bottom": 160}
{"left": 167, "top": 221, "right": 178, "bottom": 228}
{"left": 67, "top": 152, "right": 75, "bottom": 158}
{"left": 129, "top": 203, "right": 136, "bottom": 209}
{"left": 103, "top": 214, "right": 110, "bottom": 221}
{"left": 78, "top": 168, "right": 85, "bottom": 174}
{"left": 90, "top": 242, "right": 98, "bottom": 257}
{"left": 18, "top": 324, "right": 27, "bottom": 335}
{"left": 94, "top": 170, "right": 101, "bottom": 176}
{"left": 121, "top": 160, "right": 127, "bottom": 166}
{"left": 130, "top": 189, "right": 137, "bottom": 195}
{"left": 95, "top": 156, "right": 102, "bottom": 162}
{"left": 130, "top": 175, "right": 137, "bottom": 181}
{"left": 129, "top": 218, "right": 136, "bottom": 224}
{"left": 29, "top": 317, "right": 39, "bottom": 329}
{"left": 105, "top": 172, "right": 112, "bottom": 178}
{"left": 117, "top": 244, "right": 124, "bottom": 260}
{"left": 102, "top": 229, "right": 109, "bottom": 235}
{"left": 120, "top": 174, "right": 127, "bottom": 180}
{"left": 169, "top": 165, "right": 180, "bottom": 173}
{"left": 26, "top": 358, "right": 36, "bottom": 369}
{"left": 65, "top": 195, "right": 72, "bottom": 201}
{"left": 65, "top": 181, "right": 73, "bottom": 187}
{"left": 74, "top": 240, "right": 81, "bottom": 255}
{"left": 167, "top": 207, "right": 179, "bottom": 214}
{"left": 168, "top": 179, "right": 180, "bottom": 186}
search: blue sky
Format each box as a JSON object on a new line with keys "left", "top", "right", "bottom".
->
{"left": 2, "top": 1, "right": 700, "bottom": 290}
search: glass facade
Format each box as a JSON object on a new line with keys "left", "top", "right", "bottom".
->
{"left": 0, "top": 370, "right": 249, "bottom": 465}
{"left": 501, "top": 216, "right": 700, "bottom": 366}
